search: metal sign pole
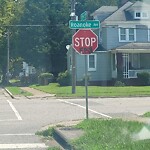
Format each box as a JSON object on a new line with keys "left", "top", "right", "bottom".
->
{"left": 7, "top": 29, "right": 10, "bottom": 85}
{"left": 85, "top": 55, "right": 89, "bottom": 119}
{"left": 71, "top": 0, "right": 76, "bottom": 94}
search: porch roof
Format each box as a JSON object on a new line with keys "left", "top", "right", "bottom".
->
{"left": 111, "top": 43, "right": 150, "bottom": 53}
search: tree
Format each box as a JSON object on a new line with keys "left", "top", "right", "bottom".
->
{"left": 16, "top": 0, "right": 71, "bottom": 76}
{"left": 0, "top": 0, "right": 25, "bottom": 84}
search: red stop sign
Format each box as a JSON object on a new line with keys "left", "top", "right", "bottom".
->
{"left": 72, "top": 29, "right": 98, "bottom": 55}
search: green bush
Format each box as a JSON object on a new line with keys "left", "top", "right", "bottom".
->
{"left": 137, "top": 72, "right": 150, "bottom": 86}
{"left": 114, "top": 80, "right": 125, "bottom": 87}
{"left": 57, "top": 70, "right": 71, "bottom": 86}
{"left": 38, "top": 73, "right": 54, "bottom": 85}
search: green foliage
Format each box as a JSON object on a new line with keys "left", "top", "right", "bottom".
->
{"left": 57, "top": 71, "right": 71, "bottom": 86}
{"left": 142, "top": 112, "right": 150, "bottom": 117}
{"left": 36, "top": 127, "right": 54, "bottom": 137}
{"left": 73, "top": 119, "right": 149, "bottom": 150}
{"left": 6, "top": 86, "right": 32, "bottom": 96}
{"left": 48, "top": 148, "right": 61, "bottom": 150}
{"left": 16, "top": 0, "right": 71, "bottom": 74}
{"left": 0, "top": 0, "right": 25, "bottom": 84}
{"left": 114, "top": 81, "right": 125, "bottom": 87}
{"left": 10, "top": 57, "right": 23, "bottom": 78}
{"left": 38, "top": 72, "right": 54, "bottom": 85}
{"left": 137, "top": 72, "right": 150, "bottom": 86}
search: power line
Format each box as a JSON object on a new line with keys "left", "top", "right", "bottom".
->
{"left": 0, "top": 24, "right": 68, "bottom": 27}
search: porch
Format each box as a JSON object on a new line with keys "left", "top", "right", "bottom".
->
{"left": 122, "top": 53, "right": 150, "bottom": 78}
{"left": 111, "top": 43, "right": 150, "bottom": 79}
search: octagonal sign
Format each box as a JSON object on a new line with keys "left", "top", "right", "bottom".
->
{"left": 72, "top": 29, "right": 98, "bottom": 55}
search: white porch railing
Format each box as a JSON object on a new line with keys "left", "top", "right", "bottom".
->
{"left": 128, "top": 69, "right": 150, "bottom": 78}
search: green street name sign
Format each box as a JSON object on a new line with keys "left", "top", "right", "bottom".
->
{"left": 69, "top": 20, "right": 100, "bottom": 29}
{"left": 80, "top": 11, "right": 88, "bottom": 21}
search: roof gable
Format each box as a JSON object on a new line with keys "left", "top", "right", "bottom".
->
{"left": 91, "top": 6, "right": 118, "bottom": 21}
{"left": 126, "top": 1, "right": 150, "bottom": 11}
{"left": 105, "top": 1, "right": 133, "bottom": 21}
{"left": 91, "top": 6, "right": 118, "bottom": 16}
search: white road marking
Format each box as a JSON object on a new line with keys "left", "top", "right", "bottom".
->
{"left": 0, "top": 143, "right": 48, "bottom": 149}
{"left": 7, "top": 100, "right": 22, "bottom": 121}
{"left": 58, "top": 99, "right": 112, "bottom": 119}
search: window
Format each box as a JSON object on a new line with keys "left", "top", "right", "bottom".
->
{"left": 135, "top": 12, "right": 148, "bottom": 19}
{"left": 119, "top": 28, "right": 136, "bottom": 42}
{"left": 142, "top": 12, "right": 148, "bottom": 18}
{"left": 88, "top": 54, "right": 97, "bottom": 71}
{"left": 135, "top": 12, "right": 141, "bottom": 18}
{"left": 129, "top": 54, "right": 140, "bottom": 69}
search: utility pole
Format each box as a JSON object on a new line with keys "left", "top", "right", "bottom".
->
{"left": 7, "top": 29, "right": 10, "bottom": 85}
{"left": 71, "top": 0, "right": 76, "bottom": 94}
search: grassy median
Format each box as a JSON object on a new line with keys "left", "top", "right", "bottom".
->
{"left": 72, "top": 119, "right": 150, "bottom": 150}
{"left": 6, "top": 86, "right": 32, "bottom": 96}
{"left": 37, "top": 118, "right": 150, "bottom": 150}
{"left": 31, "top": 83, "right": 150, "bottom": 97}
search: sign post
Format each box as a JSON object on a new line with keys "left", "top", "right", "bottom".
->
{"left": 85, "top": 55, "right": 88, "bottom": 119}
{"left": 72, "top": 29, "right": 98, "bottom": 119}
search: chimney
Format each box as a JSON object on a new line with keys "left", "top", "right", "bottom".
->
{"left": 118, "top": 0, "right": 128, "bottom": 7}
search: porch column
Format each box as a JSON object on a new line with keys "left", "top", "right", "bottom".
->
{"left": 116, "top": 53, "right": 123, "bottom": 80}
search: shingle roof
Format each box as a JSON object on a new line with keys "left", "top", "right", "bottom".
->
{"left": 112, "top": 43, "right": 150, "bottom": 53}
{"left": 105, "top": 1, "right": 133, "bottom": 21}
{"left": 126, "top": 1, "right": 150, "bottom": 11}
{"left": 91, "top": 6, "right": 118, "bottom": 22}
{"left": 116, "top": 43, "right": 150, "bottom": 49}
{"left": 91, "top": 6, "right": 118, "bottom": 16}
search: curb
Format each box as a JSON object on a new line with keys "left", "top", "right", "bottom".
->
{"left": 4, "top": 88, "right": 14, "bottom": 99}
{"left": 53, "top": 128, "right": 73, "bottom": 150}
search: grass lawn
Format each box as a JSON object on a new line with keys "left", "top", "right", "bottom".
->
{"left": 31, "top": 83, "right": 150, "bottom": 97}
{"left": 37, "top": 119, "right": 150, "bottom": 150}
{"left": 72, "top": 119, "right": 150, "bottom": 150}
{"left": 6, "top": 87, "right": 32, "bottom": 96}
{"left": 143, "top": 112, "right": 150, "bottom": 117}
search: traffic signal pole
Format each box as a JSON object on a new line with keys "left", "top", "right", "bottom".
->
{"left": 71, "top": 0, "right": 76, "bottom": 94}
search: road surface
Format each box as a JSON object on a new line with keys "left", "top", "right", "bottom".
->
{"left": 1, "top": 88, "right": 150, "bottom": 149}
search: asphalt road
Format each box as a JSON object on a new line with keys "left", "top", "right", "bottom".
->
{"left": 1, "top": 88, "right": 150, "bottom": 149}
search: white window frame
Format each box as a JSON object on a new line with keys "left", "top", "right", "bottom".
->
{"left": 119, "top": 28, "right": 136, "bottom": 42}
{"left": 134, "top": 12, "right": 149, "bottom": 19}
{"left": 88, "top": 54, "right": 97, "bottom": 71}
{"left": 135, "top": 12, "right": 141, "bottom": 19}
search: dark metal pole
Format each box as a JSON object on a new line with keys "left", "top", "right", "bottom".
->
{"left": 71, "top": 0, "right": 76, "bottom": 94}
{"left": 7, "top": 29, "right": 10, "bottom": 85}
{"left": 85, "top": 55, "right": 89, "bottom": 119}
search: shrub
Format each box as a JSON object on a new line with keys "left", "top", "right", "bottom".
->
{"left": 38, "top": 73, "right": 54, "bottom": 85}
{"left": 137, "top": 72, "right": 150, "bottom": 86}
{"left": 57, "top": 70, "right": 71, "bottom": 86}
{"left": 114, "top": 81, "right": 125, "bottom": 87}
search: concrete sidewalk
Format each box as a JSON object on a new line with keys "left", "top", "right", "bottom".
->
{"left": 20, "top": 87, "right": 56, "bottom": 98}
